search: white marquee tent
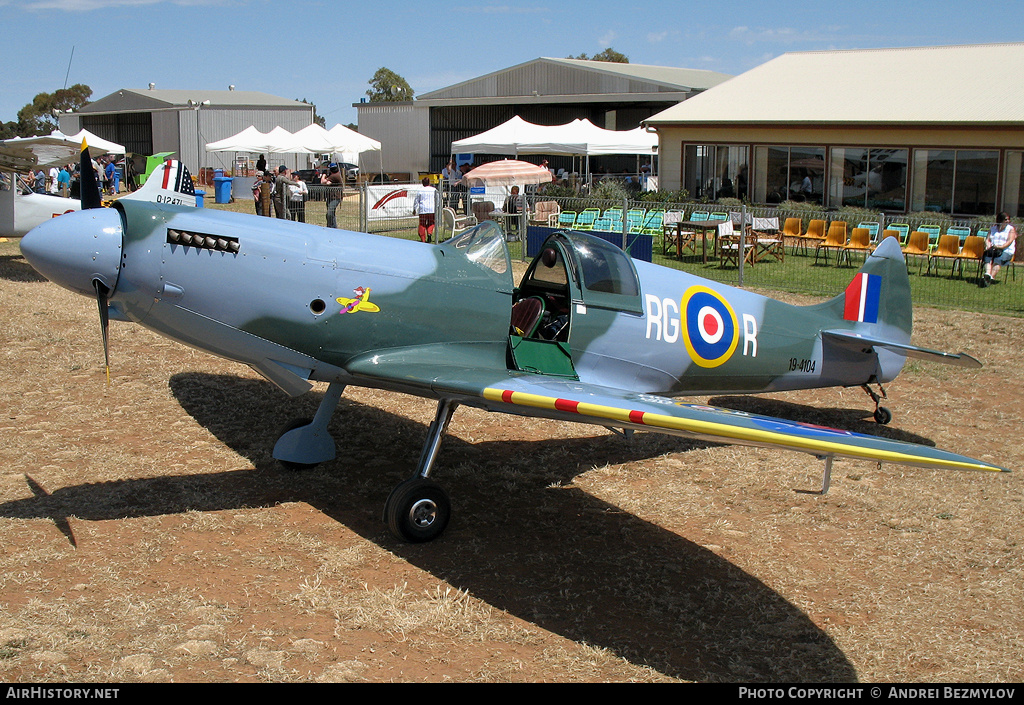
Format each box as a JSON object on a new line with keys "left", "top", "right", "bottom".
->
{"left": 450, "top": 116, "right": 657, "bottom": 157}
{"left": 207, "top": 124, "right": 381, "bottom": 158}
{"left": 206, "top": 124, "right": 383, "bottom": 174}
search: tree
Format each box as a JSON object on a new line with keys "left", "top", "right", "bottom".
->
{"left": 366, "top": 68, "right": 414, "bottom": 102}
{"left": 15, "top": 84, "right": 93, "bottom": 137}
{"left": 567, "top": 48, "right": 629, "bottom": 63}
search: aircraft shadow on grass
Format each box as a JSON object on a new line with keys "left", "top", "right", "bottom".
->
{"left": 0, "top": 254, "right": 48, "bottom": 284}
{"left": 1, "top": 372, "right": 860, "bottom": 682}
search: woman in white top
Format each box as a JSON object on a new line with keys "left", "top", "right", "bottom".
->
{"left": 414, "top": 177, "right": 438, "bottom": 243}
{"left": 982, "top": 212, "right": 1017, "bottom": 286}
{"left": 288, "top": 174, "right": 308, "bottom": 223}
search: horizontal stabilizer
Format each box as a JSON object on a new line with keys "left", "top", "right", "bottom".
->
{"left": 823, "top": 330, "right": 982, "bottom": 369}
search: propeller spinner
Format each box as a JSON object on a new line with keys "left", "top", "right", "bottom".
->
{"left": 20, "top": 142, "right": 123, "bottom": 379}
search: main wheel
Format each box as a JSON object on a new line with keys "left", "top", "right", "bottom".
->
{"left": 873, "top": 406, "right": 893, "bottom": 425}
{"left": 384, "top": 478, "right": 451, "bottom": 543}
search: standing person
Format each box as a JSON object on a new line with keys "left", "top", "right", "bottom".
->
{"left": 252, "top": 171, "right": 265, "bottom": 215}
{"left": 322, "top": 164, "right": 344, "bottom": 228}
{"left": 413, "top": 177, "right": 438, "bottom": 243}
{"left": 502, "top": 185, "right": 527, "bottom": 239}
{"left": 256, "top": 154, "right": 267, "bottom": 174}
{"left": 982, "top": 212, "right": 1017, "bottom": 287}
{"left": 34, "top": 169, "right": 47, "bottom": 194}
{"left": 125, "top": 158, "right": 137, "bottom": 192}
{"left": 272, "top": 165, "right": 299, "bottom": 219}
{"left": 57, "top": 165, "right": 71, "bottom": 198}
{"left": 48, "top": 165, "right": 59, "bottom": 194}
{"left": 289, "top": 172, "right": 308, "bottom": 222}
{"left": 441, "top": 159, "right": 459, "bottom": 209}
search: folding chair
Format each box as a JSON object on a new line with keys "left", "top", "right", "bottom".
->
{"left": 751, "top": 216, "right": 783, "bottom": 262}
{"left": 717, "top": 220, "right": 756, "bottom": 268}
{"left": 856, "top": 222, "right": 881, "bottom": 242}
{"left": 887, "top": 223, "right": 910, "bottom": 245}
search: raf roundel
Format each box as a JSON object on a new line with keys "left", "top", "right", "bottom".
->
{"left": 681, "top": 285, "right": 739, "bottom": 368}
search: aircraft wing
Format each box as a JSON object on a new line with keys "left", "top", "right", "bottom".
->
{"left": 345, "top": 349, "right": 1007, "bottom": 474}
{"left": 0, "top": 136, "right": 81, "bottom": 172}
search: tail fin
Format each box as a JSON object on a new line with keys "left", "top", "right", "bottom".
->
{"left": 819, "top": 236, "right": 912, "bottom": 344}
{"left": 121, "top": 159, "right": 197, "bottom": 207}
{"left": 819, "top": 237, "right": 981, "bottom": 372}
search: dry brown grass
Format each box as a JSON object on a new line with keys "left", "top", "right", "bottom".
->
{"left": 0, "top": 237, "right": 1021, "bottom": 683}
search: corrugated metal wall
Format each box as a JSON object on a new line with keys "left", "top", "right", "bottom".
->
{"left": 358, "top": 103, "right": 430, "bottom": 176}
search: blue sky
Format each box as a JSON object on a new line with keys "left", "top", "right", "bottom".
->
{"left": 2, "top": 0, "right": 1022, "bottom": 130}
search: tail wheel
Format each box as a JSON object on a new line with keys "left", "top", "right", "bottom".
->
{"left": 384, "top": 478, "right": 450, "bottom": 543}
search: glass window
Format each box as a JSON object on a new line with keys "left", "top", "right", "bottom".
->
{"left": 829, "top": 147, "right": 907, "bottom": 210}
{"left": 911, "top": 149, "right": 998, "bottom": 215}
{"left": 1003, "top": 151, "right": 1024, "bottom": 218}
{"left": 442, "top": 220, "right": 510, "bottom": 275}
{"left": 953, "top": 150, "right": 999, "bottom": 215}
{"left": 753, "top": 146, "right": 824, "bottom": 204}
{"left": 566, "top": 232, "right": 639, "bottom": 296}
{"left": 683, "top": 144, "right": 749, "bottom": 201}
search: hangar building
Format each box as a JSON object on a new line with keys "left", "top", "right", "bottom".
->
{"left": 58, "top": 87, "right": 314, "bottom": 174}
{"left": 356, "top": 57, "right": 731, "bottom": 175}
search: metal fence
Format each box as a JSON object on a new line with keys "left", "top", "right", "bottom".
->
{"left": 267, "top": 182, "right": 1023, "bottom": 317}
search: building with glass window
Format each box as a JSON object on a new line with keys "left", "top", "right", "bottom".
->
{"left": 644, "top": 43, "right": 1024, "bottom": 217}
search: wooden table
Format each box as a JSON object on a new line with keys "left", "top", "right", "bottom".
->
{"left": 669, "top": 220, "right": 720, "bottom": 262}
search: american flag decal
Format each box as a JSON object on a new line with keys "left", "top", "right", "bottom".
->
{"left": 161, "top": 159, "right": 196, "bottom": 196}
{"left": 843, "top": 272, "right": 882, "bottom": 323}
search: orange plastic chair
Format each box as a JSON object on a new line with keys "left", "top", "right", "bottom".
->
{"left": 814, "top": 221, "right": 847, "bottom": 265}
{"left": 926, "top": 234, "right": 962, "bottom": 277}
{"left": 838, "top": 227, "right": 873, "bottom": 267}
{"left": 797, "top": 218, "right": 825, "bottom": 255}
{"left": 873, "top": 229, "right": 902, "bottom": 250}
{"left": 901, "top": 231, "right": 930, "bottom": 273}
{"left": 954, "top": 235, "right": 986, "bottom": 281}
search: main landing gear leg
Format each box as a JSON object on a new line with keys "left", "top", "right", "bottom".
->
{"left": 384, "top": 398, "right": 458, "bottom": 543}
{"left": 273, "top": 382, "right": 346, "bottom": 469}
{"left": 861, "top": 382, "right": 892, "bottom": 425}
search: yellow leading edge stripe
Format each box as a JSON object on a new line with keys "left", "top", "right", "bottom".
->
{"left": 483, "top": 388, "right": 1001, "bottom": 473}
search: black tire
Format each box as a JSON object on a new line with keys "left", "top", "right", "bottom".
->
{"left": 873, "top": 406, "right": 893, "bottom": 425}
{"left": 277, "top": 417, "right": 319, "bottom": 471}
{"left": 384, "top": 478, "right": 450, "bottom": 543}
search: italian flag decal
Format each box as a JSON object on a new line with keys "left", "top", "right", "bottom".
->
{"left": 844, "top": 273, "right": 882, "bottom": 323}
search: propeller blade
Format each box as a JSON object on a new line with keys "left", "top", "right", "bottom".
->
{"left": 79, "top": 141, "right": 102, "bottom": 210}
{"left": 93, "top": 279, "right": 110, "bottom": 382}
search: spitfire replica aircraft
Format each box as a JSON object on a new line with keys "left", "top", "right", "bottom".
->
{"left": 20, "top": 148, "right": 1007, "bottom": 542}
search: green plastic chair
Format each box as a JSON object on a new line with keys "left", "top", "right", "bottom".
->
{"left": 575, "top": 208, "right": 600, "bottom": 230}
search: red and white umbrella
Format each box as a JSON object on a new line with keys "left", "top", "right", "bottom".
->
{"left": 459, "top": 159, "right": 553, "bottom": 187}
